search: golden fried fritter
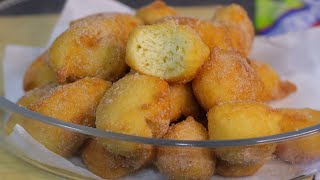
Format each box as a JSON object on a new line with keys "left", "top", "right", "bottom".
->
{"left": 192, "top": 48, "right": 264, "bottom": 110}
{"left": 215, "top": 158, "right": 264, "bottom": 177}
{"left": 276, "top": 108, "right": 320, "bottom": 164}
{"left": 157, "top": 16, "right": 234, "bottom": 52}
{"left": 169, "top": 83, "right": 202, "bottom": 122}
{"left": 208, "top": 102, "right": 281, "bottom": 176}
{"left": 96, "top": 73, "right": 171, "bottom": 167}
{"left": 126, "top": 23, "right": 210, "bottom": 83}
{"left": 23, "top": 51, "right": 56, "bottom": 91}
{"left": 82, "top": 139, "right": 138, "bottom": 179}
{"left": 212, "top": 4, "right": 254, "bottom": 56}
{"left": 155, "top": 117, "right": 215, "bottom": 180}
{"left": 49, "top": 13, "right": 142, "bottom": 83}
{"left": 22, "top": 77, "right": 111, "bottom": 157}
{"left": 5, "top": 84, "right": 57, "bottom": 135}
{"left": 136, "top": 0, "right": 178, "bottom": 24}
{"left": 250, "top": 60, "right": 297, "bottom": 101}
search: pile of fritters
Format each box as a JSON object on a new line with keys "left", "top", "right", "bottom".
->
{"left": 7, "top": 1, "right": 319, "bottom": 179}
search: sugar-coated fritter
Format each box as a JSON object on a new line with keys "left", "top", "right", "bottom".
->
{"left": 169, "top": 83, "right": 203, "bottom": 122}
{"left": 155, "top": 117, "right": 215, "bottom": 180}
{"left": 5, "top": 84, "right": 57, "bottom": 135}
{"left": 23, "top": 51, "right": 56, "bottom": 91}
{"left": 96, "top": 73, "right": 171, "bottom": 167}
{"left": 208, "top": 102, "right": 281, "bottom": 176}
{"left": 22, "top": 78, "right": 111, "bottom": 157}
{"left": 212, "top": 4, "right": 254, "bottom": 56}
{"left": 157, "top": 16, "right": 234, "bottom": 52}
{"left": 82, "top": 139, "right": 138, "bottom": 179}
{"left": 126, "top": 23, "right": 210, "bottom": 83}
{"left": 192, "top": 48, "right": 264, "bottom": 110}
{"left": 49, "top": 13, "right": 142, "bottom": 83}
{"left": 136, "top": 0, "right": 178, "bottom": 25}
{"left": 276, "top": 108, "right": 320, "bottom": 164}
{"left": 250, "top": 60, "right": 297, "bottom": 101}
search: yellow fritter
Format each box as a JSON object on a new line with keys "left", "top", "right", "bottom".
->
{"left": 192, "top": 48, "right": 264, "bottom": 110}
{"left": 155, "top": 117, "right": 215, "bottom": 180}
{"left": 168, "top": 83, "right": 202, "bottom": 122}
{"left": 250, "top": 60, "right": 297, "bottom": 101}
{"left": 126, "top": 23, "right": 210, "bottom": 83}
{"left": 21, "top": 77, "right": 111, "bottom": 157}
{"left": 82, "top": 139, "right": 138, "bottom": 179}
{"left": 49, "top": 13, "right": 142, "bottom": 83}
{"left": 136, "top": 0, "right": 178, "bottom": 25}
{"left": 96, "top": 73, "right": 171, "bottom": 167}
{"left": 157, "top": 16, "right": 234, "bottom": 52}
{"left": 276, "top": 108, "right": 320, "bottom": 164}
{"left": 5, "top": 84, "right": 57, "bottom": 135}
{"left": 207, "top": 102, "right": 281, "bottom": 177}
{"left": 212, "top": 4, "right": 254, "bottom": 56}
{"left": 23, "top": 51, "right": 56, "bottom": 91}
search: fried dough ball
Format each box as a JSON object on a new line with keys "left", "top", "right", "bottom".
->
{"left": 192, "top": 48, "right": 264, "bottom": 110}
{"left": 155, "top": 117, "right": 215, "bottom": 180}
{"left": 126, "top": 23, "right": 210, "bottom": 83}
{"left": 82, "top": 139, "right": 138, "bottom": 179}
{"left": 23, "top": 51, "right": 56, "bottom": 91}
{"left": 96, "top": 73, "right": 171, "bottom": 167}
{"left": 136, "top": 0, "right": 178, "bottom": 25}
{"left": 208, "top": 102, "right": 281, "bottom": 177}
{"left": 250, "top": 60, "right": 297, "bottom": 101}
{"left": 49, "top": 13, "right": 142, "bottom": 83}
{"left": 212, "top": 4, "right": 254, "bottom": 55}
{"left": 169, "top": 83, "right": 202, "bottom": 122}
{"left": 215, "top": 157, "right": 264, "bottom": 177}
{"left": 156, "top": 16, "right": 234, "bottom": 52}
{"left": 5, "top": 84, "right": 57, "bottom": 135}
{"left": 276, "top": 108, "right": 320, "bottom": 164}
{"left": 21, "top": 78, "right": 111, "bottom": 157}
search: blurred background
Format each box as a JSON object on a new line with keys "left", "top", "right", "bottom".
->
{"left": 0, "top": 0, "right": 319, "bottom": 35}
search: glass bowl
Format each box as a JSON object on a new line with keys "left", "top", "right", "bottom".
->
{"left": 0, "top": 97, "right": 319, "bottom": 180}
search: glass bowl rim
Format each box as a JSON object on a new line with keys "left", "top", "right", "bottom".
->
{"left": 1, "top": 97, "right": 319, "bottom": 148}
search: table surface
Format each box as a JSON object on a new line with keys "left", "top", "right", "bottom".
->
{"left": 0, "top": 7, "right": 315, "bottom": 180}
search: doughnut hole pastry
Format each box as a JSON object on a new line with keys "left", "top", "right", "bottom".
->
{"left": 276, "top": 108, "right": 320, "bottom": 164}
{"left": 21, "top": 78, "right": 111, "bottom": 157}
{"left": 49, "top": 13, "right": 142, "bottom": 83}
{"left": 23, "top": 51, "right": 56, "bottom": 91}
{"left": 208, "top": 102, "right": 281, "bottom": 177}
{"left": 192, "top": 48, "right": 264, "bottom": 110}
{"left": 82, "top": 139, "right": 139, "bottom": 179}
{"left": 96, "top": 73, "right": 171, "bottom": 166}
{"left": 212, "top": 4, "right": 254, "bottom": 55}
{"left": 169, "top": 83, "right": 203, "bottom": 122}
{"left": 155, "top": 117, "right": 215, "bottom": 180}
{"left": 126, "top": 23, "right": 210, "bottom": 83}
{"left": 250, "top": 60, "right": 297, "bottom": 101}
{"left": 5, "top": 84, "right": 57, "bottom": 135}
{"left": 136, "top": 0, "right": 178, "bottom": 24}
{"left": 157, "top": 16, "right": 234, "bottom": 52}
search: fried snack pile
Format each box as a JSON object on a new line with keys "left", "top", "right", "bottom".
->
{"left": 8, "top": 1, "right": 319, "bottom": 179}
